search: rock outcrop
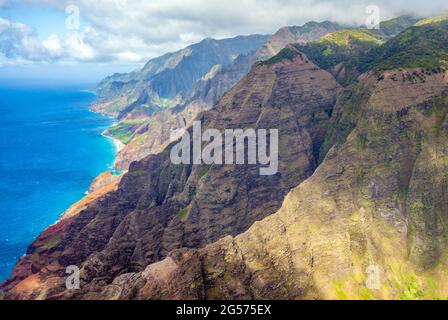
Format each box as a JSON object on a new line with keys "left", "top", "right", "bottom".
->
{"left": 111, "top": 22, "right": 343, "bottom": 170}
{"left": 1, "top": 47, "right": 341, "bottom": 299}
{"left": 79, "top": 68, "right": 448, "bottom": 300}
{"left": 93, "top": 35, "right": 269, "bottom": 117}
{"left": 3, "top": 19, "right": 448, "bottom": 301}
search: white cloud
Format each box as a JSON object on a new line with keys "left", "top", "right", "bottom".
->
{"left": 64, "top": 30, "right": 96, "bottom": 61}
{"left": 0, "top": 17, "right": 49, "bottom": 63}
{"left": 1, "top": 0, "right": 448, "bottom": 66}
{"left": 114, "top": 51, "right": 142, "bottom": 63}
{"left": 42, "top": 34, "right": 63, "bottom": 57}
{"left": 0, "top": 17, "right": 152, "bottom": 65}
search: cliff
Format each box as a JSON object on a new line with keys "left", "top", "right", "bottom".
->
{"left": 2, "top": 18, "right": 448, "bottom": 301}
{"left": 103, "top": 67, "right": 448, "bottom": 300}
{"left": 110, "top": 21, "right": 343, "bottom": 171}
{"left": 1, "top": 45, "right": 342, "bottom": 299}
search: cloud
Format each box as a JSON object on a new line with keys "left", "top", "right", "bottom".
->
{"left": 42, "top": 34, "right": 63, "bottom": 57}
{"left": 1, "top": 0, "right": 448, "bottom": 66}
{"left": 0, "top": 17, "right": 152, "bottom": 65}
{"left": 0, "top": 18, "right": 49, "bottom": 64}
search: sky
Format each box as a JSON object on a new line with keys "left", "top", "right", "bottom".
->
{"left": 0, "top": 0, "right": 447, "bottom": 84}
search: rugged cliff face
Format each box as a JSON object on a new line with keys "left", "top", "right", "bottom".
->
{"left": 108, "top": 18, "right": 418, "bottom": 171}
{"left": 111, "top": 22, "right": 343, "bottom": 171}
{"left": 83, "top": 23, "right": 448, "bottom": 299}
{"left": 93, "top": 35, "right": 269, "bottom": 118}
{"left": 0, "top": 47, "right": 341, "bottom": 299}
{"left": 256, "top": 21, "right": 342, "bottom": 60}
{"left": 2, "top": 19, "right": 448, "bottom": 301}
{"left": 82, "top": 67, "right": 448, "bottom": 301}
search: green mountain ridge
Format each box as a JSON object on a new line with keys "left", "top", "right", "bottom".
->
{"left": 2, "top": 16, "right": 448, "bottom": 301}
{"left": 297, "top": 22, "right": 448, "bottom": 87}
{"left": 363, "top": 23, "right": 448, "bottom": 72}
{"left": 93, "top": 34, "right": 269, "bottom": 118}
{"left": 103, "top": 21, "right": 344, "bottom": 170}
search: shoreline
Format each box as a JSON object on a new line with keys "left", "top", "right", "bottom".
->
{"left": 62, "top": 100, "right": 124, "bottom": 208}
{"left": 89, "top": 99, "right": 124, "bottom": 154}
{"left": 0, "top": 89, "right": 124, "bottom": 282}
{"left": 62, "top": 109, "right": 123, "bottom": 216}
{"left": 88, "top": 96, "right": 124, "bottom": 163}
{"left": 102, "top": 131, "right": 125, "bottom": 153}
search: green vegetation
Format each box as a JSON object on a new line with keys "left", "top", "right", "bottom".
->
{"left": 356, "top": 132, "right": 368, "bottom": 151}
{"left": 428, "top": 95, "right": 448, "bottom": 136}
{"left": 301, "top": 24, "right": 448, "bottom": 76}
{"left": 132, "top": 132, "right": 149, "bottom": 145}
{"left": 299, "top": 29, "right": 384, "bottom": 71}
{"left": 105, "top": 119, "right": 146, "bottom": 144}
{"left": 378, "top": 15, "right": 419, "bottom": 36}
{"left": 360, "top": 25, "right": 448, "bottom": 73}
{"left": 178, "top": 205, "right": 192, "bottom": 222}
{"left": 197, "top": 164, "right": 212, "bottom": 180}
{"left": 322, "top": 47, "right": 334, "bottom": 57}
{"left": 319, "top": 29, "right": 384, "bottom": 47}
{"left": 150, "top": 96, "right": 183, "bottom": 108}
{"left": 43, "top": 235, "right": 62, "bottom": 250}
{"left": 318, "top": 82, "right": 366, "bottom": 162}
{"left": 398, "top": 272, "right": 425, "bottom": 300}
{"left": 333, "top": 281, "right": 349, "bottom": 300}
{"left": 415, "top": 16, "right": 448, "bottom": 26}
{"left": 110, "top": 97, "right": 138, "bottom": 115}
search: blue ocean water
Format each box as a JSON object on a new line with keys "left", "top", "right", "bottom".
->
{"left": 0, "top": 84, "right": 117, "bottom": 282}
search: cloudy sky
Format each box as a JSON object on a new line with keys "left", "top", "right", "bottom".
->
{"left": 0, "top": 0, "right": 447, "bottom": 83}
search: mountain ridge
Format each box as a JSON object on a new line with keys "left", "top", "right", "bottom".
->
{"left": 2, "top": 17, "right": 448, "bottom": 301}
{"left": 103, "top": 21, "right": 344, "bottom": 171}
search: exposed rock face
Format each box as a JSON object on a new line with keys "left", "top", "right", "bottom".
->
{"left": 256, "top": 21, "right": 341, "bottom": 60}
{"left": 88, "top": 171, "right": 122, "bottom": 194}
{"left": 112, "top": 22, "right": 343, "bottom": 170}
{"left": 59, "top": 171, "right": 124, "bottom": 221}
{"left": 0, "top": 48, "right": 341, "bottom": 299}
{"left": 84, "top": 68, "right": 448, "bottom": 300}
{"left": 4, "top": 21, "right": 447, "bottom": 301}
{"left": 93, "top": 35, "right": 269, "bottom": 118}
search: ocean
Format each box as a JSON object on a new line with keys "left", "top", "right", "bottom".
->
{"left": 0, "top": 83, "right": 117, "bottom": 282}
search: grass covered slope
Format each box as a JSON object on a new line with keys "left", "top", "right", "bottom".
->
{"left": 299, "top": 29, "right": 384, "bottom": 71}
{"left": 104, "top": 119, "right": 147, "bottom": 145}
{"left": 298, "top": 23, "right": 448, "bottom": 85}
{"left": 377, "top": 15, "right": 420, "bottom": 36}
{"left": 362, "top": 23, "right": 448, "bottom": 72}
{"left": 415, "top": 15, "right": 448, "bottom": 26}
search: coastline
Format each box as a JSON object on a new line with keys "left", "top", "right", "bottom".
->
{"left": 0, "top": 87, "right": 120, "bottom": 283}
{"left": 88, "top": 94, "right": 125, "bottom": 154}
{"left": 102, "top": 131, "right": 125, "bottom": 153}
{"left": 58, "top": 95, "right": 123, "bottom": 215}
